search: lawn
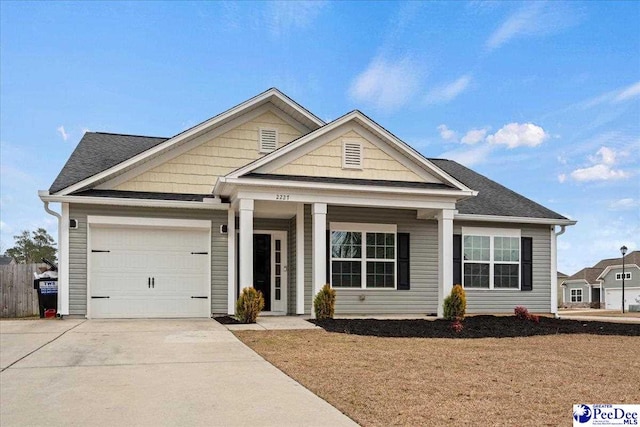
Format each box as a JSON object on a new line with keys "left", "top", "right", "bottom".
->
{"left": 235, "top": 328, "right": 640, "bottom": 426}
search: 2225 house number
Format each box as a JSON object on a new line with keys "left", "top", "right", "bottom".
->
{"left": 275, "top": 194, "right": 290, "bottom": 201}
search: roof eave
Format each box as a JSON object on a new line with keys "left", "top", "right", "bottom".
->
{"left": 454, "top": 213, "right": 577, "bottom": 226}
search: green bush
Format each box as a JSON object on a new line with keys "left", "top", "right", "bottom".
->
{"left": 313, "top": 284, "right": 336, "bottom": 319}
{"left": 443, "top": 284, "right": 467, "bottom": 320}
{"left": 236, "top": 287, "right": 265, "bottom": 323}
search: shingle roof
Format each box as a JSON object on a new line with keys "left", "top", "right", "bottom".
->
{"left": 0, "top": 255, "right": 13, "bottom": 266}
{"left": 564, "top": 267, "right": 605, "bottom": 284}
{"left": 72, "top": 189, "right": 209, "bottom": 201}
{"left": 563, "top": 250, "right": 640, "bottom": 284}
{"left": 49, "top": 132, "right": 168, "bottom": 193}
{"left": 429, "top": 159, "right": 567, "bottom": 220}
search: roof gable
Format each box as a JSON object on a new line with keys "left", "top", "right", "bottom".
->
{"left": 51, "top": 88, "right": 324, "bottom": 195}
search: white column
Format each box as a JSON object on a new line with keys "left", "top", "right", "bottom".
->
{"left": 296, "top": 204, "right": 305, "bottom": 315}
{"left": 227, "top": 208, "right": 236, "bottom": 314}
{"left": 58, "top": 203, "right": 70, "bottom": 315}
{"left": 437, "top": 209, "right": 455, "bottom": 318}
{"left": 311, "top": 203, "right": 327, "bottom": 318}
{"left": 550, "top": 227, "right": 558, "bottom": 315}
{"left": 238, "top": 199, "right": 254, "bottom": 290}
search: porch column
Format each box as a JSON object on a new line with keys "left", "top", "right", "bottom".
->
{"left": 227, "top": 208, "right": 236, "bottom": 314}
{"left": 296, "top": 204, "right": 305, "bottom": 314}
{"left": 437, "top": 209, "right": 455, "bottom": 318}
{"left": 311, "top": 203, "right": 327, "bottom": 318}
{"left": 239, "top": 199, "right": 254, "bottom": 290}
{"left": 588, "top": 285, "right": 592, "bottom": 304}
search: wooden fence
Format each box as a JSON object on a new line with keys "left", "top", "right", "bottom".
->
{"left": 0, "top": 263, "right": 44, "bottom": 318}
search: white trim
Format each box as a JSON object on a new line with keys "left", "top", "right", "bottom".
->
{"left": 225, "top": 111, "right": 473, "bottom": 192}
{"left": 550, "top": 227, "right": 558, "bottom": 314}
{"left": 461, "top": 227, "right": 522, "bottom": 291}
{"left": 296, "top": 204, "right": 305, "bottom": 315}
{"left": 239, "top": 199, "right": 254, "bottom": 289}
{"left": 342, "top": 139, "right": 363, "bottom": 169}
{"left": 87, "top": 215, "right": 211, "bottom": 229}
{"left": 596, "top": 264, "right": 639, "bottom": 281}
{"left": 615, "top": 272, "right": 632, "bottom": 281}
{"left": 330, "top": 222, "right": 397, "bottom": 233}
{"left": 39, "top": 191, "right": 227, "bottom": 211}
{"left": 54, "top": 89, "right": 324, "bottom": 195}
{"left": 58, "top": 203, "right": 70, "bottom": 316}
{"left": 311, "top": 203, "right": 327, "bottom": 318}
{"left": 455, "top": 213, "right": 576, "bottom": 226}
{"left": 570, "top": 288, "right": 583, "bottom": 303}
{"left": 227, "top": 208, "right": 236, "bottom": 315}
{"left": 437, "top": 209, "right": 455, "bottom": 318}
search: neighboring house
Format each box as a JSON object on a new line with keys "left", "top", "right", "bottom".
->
{"left": 0, "top": 255, "right": 15, "bottom": 266}
{"left": 556, "top": 271, "right": 568, "bottom": 307}
{"left": 561, "top": 251, "right": 640, "bottom": 311}
{"left": 39, "top": 88, "right": 575, "bottom": 319}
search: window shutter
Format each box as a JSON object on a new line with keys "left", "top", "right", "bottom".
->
{"left": 326, "top": 230, "right": 331, "bottom": 284}
{"left": 259, "top": 129, "right": 277, "bottom": 153}
{"left": 397, "top": 233, "right": 410, "bottom": 290}
{"left": 521, "top": 237, "right": 533, "bottom": 291}
{"left": 453, "top": 234, "right": 462, "bottom": 286}
{"left": 342, "top": 141, "right": 362, "bottom": 169}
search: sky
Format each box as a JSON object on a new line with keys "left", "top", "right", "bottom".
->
{"left": 1, "top": 1, "right": 638, "bottom": 275}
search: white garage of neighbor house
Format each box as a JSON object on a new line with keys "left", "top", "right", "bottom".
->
{"left": 39, "top": 88, "right": 575, "bottom": 319}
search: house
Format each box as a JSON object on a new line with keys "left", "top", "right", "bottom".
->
{"left": 39, "top": 88, "right": 575, "bottom": 319}
{"left": 561, "top": 251, "right": 640, "bottom": 311}
{"left": 0, "top": 255, "right": 15, "bottom": 266}
{"left": 556, "top": 271, "right": 568, "bottom": 307}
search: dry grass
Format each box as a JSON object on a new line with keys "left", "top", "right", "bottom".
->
{"left": 561, "top": 310, "right": 640, "bottom": 318}
{"left": 236, "top": 330, "right": 640, "bottom": 426}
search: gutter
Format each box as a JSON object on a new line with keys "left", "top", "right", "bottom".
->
{"left": 455, "top": 214, "right": 577, "bottom": 227}
{"left": 38, "top": 191, "right": 229, "bottom": 210}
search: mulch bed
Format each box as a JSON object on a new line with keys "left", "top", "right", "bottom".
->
{"left": 310, "top": 315, "right": 640, "bottom": 338}
{"left": 213, "top": 315, "right": 243, "bottom": 325}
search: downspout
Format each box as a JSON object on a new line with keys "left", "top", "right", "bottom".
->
{"left": 551, "top": 225, "right": 567, "bottom": 318}
{"left": 42, "top": 201, "right": 66, "bottom": 317}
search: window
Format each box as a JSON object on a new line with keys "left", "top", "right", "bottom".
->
{"left": 331, "top": 223, "right": 396, "bottom": 289}
{"left": 615, "top": 272, "right": 632, "bottom": 280}
{"left": 570, "top": 288, "right": 582, "bottom": 303}
{"left": 462, "top": 227, "right": 520, "bottom": 290}
{"left": 259, "top": 128, "right": 278, "bottom": 153}
{"left": 342, "top": 140, "right": 362, "bottom": 169}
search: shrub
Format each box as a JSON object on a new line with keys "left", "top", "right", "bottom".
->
{"left": 514, "top": 306, "right": 540, "bottom": 323}
{"left": 314, "top": 284, "right": 336, "bottom": 319}
{"left": 443, "top": 284, "right": 467, "bottom": 320}
{"left": 451, "top": 319, "right": 464, "bottom": 334}
{"left": 236, "top": 287, "right": 265, "bottom": 323}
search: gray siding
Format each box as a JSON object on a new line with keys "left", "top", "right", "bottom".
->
{"left": 562, "top": 281, "right": 590, "bottom": 306}
{"left": 68, "top": 204, "right": 228, "bottom": 316}
{"left": 455, "top": 222, "right": 552, "bottom": 313}
{"left": 600, "top": 266, "right": 640, "bottom": 305}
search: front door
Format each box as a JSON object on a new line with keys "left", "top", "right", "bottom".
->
{"left": 253, "top": 234, "right": 271, "bottom": 311}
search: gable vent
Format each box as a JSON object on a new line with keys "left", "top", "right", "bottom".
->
{"left": 343, "top": 141, "right": 363, "bottom": 169}
{"left": 259, "top": 128, "right": 278, "bottom": 153}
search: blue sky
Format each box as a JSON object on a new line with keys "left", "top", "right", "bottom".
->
{"left": 1, "top": 1, "right": 638, "bottom": 274}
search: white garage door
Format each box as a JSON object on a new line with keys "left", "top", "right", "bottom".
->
{"left": 605, "top": 288, "right": 640, "bottom": 311}
{"left": 89, "top": 221, "right": 210, "bottom": 318}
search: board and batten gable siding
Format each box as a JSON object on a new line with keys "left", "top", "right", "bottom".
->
{"left": 115, "top": 111, "right": 303, "bottom": 194}
{"left": 68, "top": 204, "right": 228, "bottom": 316}
{"left": 272, "top": 129, "right": 430, "bottom": 183}
{"left": 454, "top": 221, "right": 552, "bottom": 313}
{"left": 305, "top": 205, "right": 439, "bottom": 315}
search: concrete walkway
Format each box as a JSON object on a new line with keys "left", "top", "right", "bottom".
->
{"left": 558, "top": 309, "right": 640, "bottom": 324}
{"left": 0, "top": 319, "right": 356, "bottom": 427}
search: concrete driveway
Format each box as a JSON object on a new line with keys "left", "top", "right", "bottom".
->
{"left": 0, "top": 319, "right": 356, "bottom": 427}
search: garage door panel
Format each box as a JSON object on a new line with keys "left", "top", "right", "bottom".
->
{"left": 89, "top": 223, "right": 210, "bottom": 318}
{"left": 605, "top": 288, "right": 640, "bottom": 310}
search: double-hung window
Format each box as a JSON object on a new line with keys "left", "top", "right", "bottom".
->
{"left": 331, "top": 223, "right": 396, "bottom": 289}
{"left": 462, "top": 227, "right": 520, "bottom": 290}
{"left": 570, "top": 289, "right": 582, "bottom": 303}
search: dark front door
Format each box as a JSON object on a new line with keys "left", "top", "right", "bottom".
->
{"left": 592, "top": 288, "right": 601, "bottom": 307}
{"left": 253, "top": 234, "right": 271, "bottom": 311}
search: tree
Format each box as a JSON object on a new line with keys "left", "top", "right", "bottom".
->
{"left": 5, "top": 228, "right": 57, "bottom": 264}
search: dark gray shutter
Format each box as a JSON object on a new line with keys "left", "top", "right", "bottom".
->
{"left": 521, "top": 237, "right": 533, "bottom": 291}
{"left": 453, "top": 234, "right": 462, "bottom": 286}
{"left": 326, "top": 230, "right": 330, "bottom": 284}
{"left": 397, "top": 233, "right": 410, "bottom": 290}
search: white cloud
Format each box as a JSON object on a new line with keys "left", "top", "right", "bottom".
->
{"left": 266, "top": 1, "right": 328, "bottom": 36}
{"left": 437, "top": 124, "right": 457, "bottom": 141}
{"left": 557, "top": 174, "right": 566, "bottom": 183}
{"left": 56, "top": 125, "right": 69, "bottom": 141}
{"left": 570, "top": 146, "right": 630, "bottom": 182}
{"left": 608, "top": 198, "right": 639, "bottom": 211}
{"left": 461, "top": 127, "right": 489, "bottom": 144}
{"left": 487, "top": 122, "right": 548, "bottom": 148}
{"left": 486, "top": 3, "right": 579, "bottom": 51}
{"left": 425, "top": 75, "right": 471, "bottom": 105}
{"left": 349, "top": 56, "right": 420, "bottom": 111}
{"left": 0, "top": 220, "right": 11, "bottom": 233}
{"left": 581, "top": 80, "right": 640, "bottom": 109}
{"left": 613, "top": 81, "right": 640, "bottom": 103}
{"left": 439, "top": 144, "right": 495, "bottom": 167}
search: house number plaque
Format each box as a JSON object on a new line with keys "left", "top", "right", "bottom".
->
{"left": 275, "top": 194, "right": 290, "bottom": 201}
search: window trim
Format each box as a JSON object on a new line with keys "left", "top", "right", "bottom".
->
{"left": 462, "top": 227, "right": 521, "bottom": 290}
{"left": 258, "top": 127, "right": 278, "bottom": 153}
{"left": 330, "top": 222, "right": 397, "bottom": 290}
{"left": 570, "top": 288, "right": 583, "bottom": 303}
{"left": 615, "top": 272, "right": 632, "bottom": 280}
